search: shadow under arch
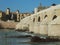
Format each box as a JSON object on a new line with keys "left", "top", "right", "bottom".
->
{"left": 38, "top": 16, "right": 40, "bottom": 22}
{"left": 44, "top": 15, "right": 47, "bottom": 19}
{"left": 52, "top": 15, "right": 57, "bottom": 20}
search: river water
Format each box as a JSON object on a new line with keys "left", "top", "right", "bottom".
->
{"left": 0, "top": 29, "right": 60, "bottom": 45}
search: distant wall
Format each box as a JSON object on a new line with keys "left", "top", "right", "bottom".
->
{"left": 0, "top": 21, "right": 18, "bottom": 29}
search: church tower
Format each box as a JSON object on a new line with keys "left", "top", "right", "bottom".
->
{"left": 6, "top": 8, "right": 10, "bottom": 15}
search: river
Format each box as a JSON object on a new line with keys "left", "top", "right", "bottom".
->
{"left": 0, "top": 29, "right": 60, "bottom": 45}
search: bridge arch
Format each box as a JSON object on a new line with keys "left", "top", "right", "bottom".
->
{"left": 38, "top": 16, "right": 40, "bottom": 22}
{"left": 52, "top": 15, "right": 57, "bottom": 20}
{"left": 44, "top": 15, "right": 47, "bottom": 19}
{"left": 33, "top": 18, "right": 35, "bottom": 22}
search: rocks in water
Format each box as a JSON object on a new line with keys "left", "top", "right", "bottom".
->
{"left": 31, "top": 36, "right": 41, "bottom": 42}
{"left": 15, "top": 29, "right": 28, "bottom": 32}
{"left": 46, "top": 37, "right": 60, "bottom": 42}
{"left": 15, "top": 29, "right": 26, "bottom": 32}
{"left": 25, "top": 35, "right": 32, "bottom": 37}
{"left": 30, "top": 32, "right": 34, "bottom": 34}
{"left": 31, "top": 36, "right": 60, "bottom": 42}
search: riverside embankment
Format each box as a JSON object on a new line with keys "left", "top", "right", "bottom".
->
{"left": 0, "top": 21, "right": 18, "bottom": 29}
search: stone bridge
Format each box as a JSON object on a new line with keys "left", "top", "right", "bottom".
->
{"left": 16, "top": 4, "right": 60, "bottom": 38}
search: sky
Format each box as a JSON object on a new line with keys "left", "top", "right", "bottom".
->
{"left": 0, "top": 0, "right": 60, "bottom": 13}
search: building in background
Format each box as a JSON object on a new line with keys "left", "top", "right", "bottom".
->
{"left": 0, "top": 8, "right": 31, "bottom": 22}
{"left": 37, "top": 3, "right": 49, "bottom": 12}
{"left": 0, "top": 11, "right": 2, "bottom": 20}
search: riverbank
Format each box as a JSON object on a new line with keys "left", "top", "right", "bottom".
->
{"left": 0, "top": 20, "right": 18, "bottom": 29}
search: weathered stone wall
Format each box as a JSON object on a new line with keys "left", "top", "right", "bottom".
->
{"left": 48, "top": 24, "right": 60, "bottom": 36}
{"left": 0, "top": 21, "right": 18, "bottom": 29}
{"left": 16, "top": 4, "right": 60, "bottom": 37}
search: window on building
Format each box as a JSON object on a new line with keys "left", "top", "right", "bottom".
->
{"left": 38, "top": 16, "right": 40, "bottom": 22}
{"left": 33, "top": 18, "right": 35, "bottom": 22}
{"left": 52, "top": 15, "right": 57, "bottom": 20}
{"left": 44, "top": 15, "right": 47, "bottom": 18}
